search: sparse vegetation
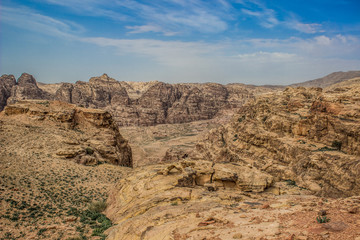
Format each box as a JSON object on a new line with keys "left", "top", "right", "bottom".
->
{"left": 316, "top": 215, "right": 330, "bottom": 223}
{"left": 285, "top": 180, "right": 296, "bottom": 186}
{"left": 88, "top": 200, "right": 107, "bottom": 213}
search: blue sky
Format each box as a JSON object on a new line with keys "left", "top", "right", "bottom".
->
{"left": 1, "top": 0, "right": 360, "bottom": 85}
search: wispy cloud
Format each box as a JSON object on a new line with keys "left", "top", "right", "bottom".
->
{"left": 237, "top": 51, "right": 296, "bottom": 61}
{"left": 0, "top": 5, "right": 83, "bottom": 38}
{"left": 32, "top": 0, "right": 325, "bottom": 35}
{"left": 239, "top": 0, "right": 322, "bottom": 33}
{"left": 115, "top": 0, "right": 229, "bottom": 34}
{"left": 82, "top": 37, "right": 225, "bottom": 67}
{"left": 126, "top": 25, "right": 178, "bottom": 36}
{"left": 39, "top": 0, "right": 127, "bottom": 21}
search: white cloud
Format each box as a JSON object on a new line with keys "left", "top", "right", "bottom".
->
{"left": 0, "top": 5, "right": 83, "bottom": 38}
{"left": 287, "top": 21, "right": 322, "bottom": 34}
{"left": 115, "top": 0, "right": 229, "bottom": 34}
{"left": 237, "top": 51, "right": 296, "bottom": 61}
{"left": 241, "top": 8, "right": 279, "bottom": 28}
{"left": 126, "top": 25, "right": 177, "bottom": 36}
{"left": 81, "top": 37, "right": 224, "bottom": 67}
{"left": 239, "top": 1, "right": 322, "bottom": 33}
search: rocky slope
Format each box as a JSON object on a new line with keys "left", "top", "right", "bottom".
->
{"left": 195, "top": 80, "right": 360, "bottom": 198}
{"left": 1, "top": 73, "right": 278, "bottom": 126}
{"left": 54, "top": 74, "right": 262, "bottom": 126}
{"left": 0, "top": 101, "right": 133, "bottom": 239}
{"left": 291, "top": 71, "right": 360, "bottom": 88}
{"left": 105, "top": 160, "right": 360, "bottom": 240}
{"left": 1, "top": 100, "right": 132, "bottom": 167}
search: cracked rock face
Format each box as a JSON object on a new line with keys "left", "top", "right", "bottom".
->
{"left": 196, "top": 80, "right": 360, "bottom": 197}
{"left": 2, "top": 73, "right": 278, "bottom": 126}
{"left": 6, "top": 73, "right": 52, "bottom": 106}
{"left": 1, "top": 100, "right": 132, "bottom": 167}
{"left": 105, "top": 160, "right": 273, "bottom": 240}
{"left": 0, "top": 74, "right": 16, "bottom": 111}
{"left": 54, "top": 75, "right": 255, "bottom": 126}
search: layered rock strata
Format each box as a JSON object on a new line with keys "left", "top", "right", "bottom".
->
{"left": 196, "top": 82, "right": 360, "bottom": 197}
{"left": 0, "top": 74, "right": 16, "bottom": 111}
{"left": 2, "top": 73, "right": 275, "bottom": 126}
{"left": 1, "top": 100, "right": 132, "bottom": 167}
{"left": 105, "top": 160, "right": 273, "bottom": 240}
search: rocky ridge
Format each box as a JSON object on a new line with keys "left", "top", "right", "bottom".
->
{"left": 195, "top": 79, "right": 360, "bottom": 197}
{"left": 104, "top": 79, "right": 360, "bottom": 240}
{"left": 1, "top": 73, "right": 278, "bottom": 126}
{"left": 2, "top": 100, "right": 132, "bottom": 167}
{"left": 291, "top": 71, "right": 360, "bottom": 88}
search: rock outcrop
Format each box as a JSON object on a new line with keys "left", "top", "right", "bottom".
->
{"left": 0, "top": 74, "right": 16, "bottom": 111}
{"left": 2, "top": 73, "right": 278, "bottom": 126}
{"left": 196, "top": 81, "right": 360, "bottom": 197}
{"left": 1, "top": 100, "right": 132, "bottom": 167}
{"left": 54, "top": 74, "right": 258, "bottom": 126}
{"left": 6, "top": 73, "right": 52, "bottom": 105}
{"left": 105, "top": 160, "right": 273, "bottom": 240}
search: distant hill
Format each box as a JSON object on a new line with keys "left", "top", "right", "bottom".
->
{"left": 291, "top": 71, "right": 360, "bottom": 88}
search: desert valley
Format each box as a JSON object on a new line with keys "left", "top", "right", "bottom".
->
{"left": 1, "top": 71, "right": 360, "bottom": 240}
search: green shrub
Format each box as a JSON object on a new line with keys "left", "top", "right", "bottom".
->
{"left": 88, "top": 201, "right": 107, "bottom": 213}
{"left": 316, "top": 216, "right": 330, "bottom": 223}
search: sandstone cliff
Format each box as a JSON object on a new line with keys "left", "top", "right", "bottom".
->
{"left": 2, "top": 73, "right": 278, "bottom": 126}
{"left": 196, "top": 82, "right": 360, "bottom": 197}
{"left": 6, "top": 73, "right": 52, "bottom": 105}
{"left": 105, "top": 160, "right": 276, "bottom": 240}
{"left": 1, "top": 100, "right": 132, "bottom": 167}
{"left": 54, "top": 74, "right": 259, "bottom": 126}
{"left": 0, "top": 74, "right": 16, "bottom": 111}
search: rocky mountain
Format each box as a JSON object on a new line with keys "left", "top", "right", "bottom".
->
{"left": 291, "top": 71, "right": 360, "bottom": 88}
{"left": 1, "top": 100, "right": 132, "bottom": 167}
{"left": 1, "top": 73, "right": 278, "bottom": 126}
{"left": 6, "top": 73, "right": 52, "bottom": 105}
{"left": 53, "top": 74, "right": 264, "bottom": 126}
{"left": 0, "top": 74, "right": 16, "bottom": 111}
{"left": 195, "top": 81, "right": 360, "bottom": 198}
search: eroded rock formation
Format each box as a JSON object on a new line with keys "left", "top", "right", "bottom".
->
{"left": 0, "top": 74, "right": 16, "bottom": 111}
{"left": 6, "top": 73, "right": 52, "bottom": 105}
{"left": 196, "top": 80, "right": 360, "bottom": 197}
{"left": 105, "top": 160, "right": 273, "bottom": 240}
{"left": 2, "top": 73, "right": 276, "bottom": 126}
{"left": 54, "top": 74, "right": 257, "bottom": 126}
{"left": 1, "top": 100, "right": 132, "bottom": 167}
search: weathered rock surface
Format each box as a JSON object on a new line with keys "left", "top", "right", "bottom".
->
{"left": 0, "top": 74, "right": 16, "bottom": 111}
{"left": 3, "top": 73, "right": 279, "bottom": 126}
{"left": 105, "top": 159, "right": 360, "bottom": 239}
{"left": 196, "top": 80, "right": 360, "bottom": 197}
{"left": 1, "top": 100, "right": 132, "bottom": 167}
{"left": 105, "top": 160, "right": 273, "bottom": 240}
{"left": 54, "top": 74, "right": 261, "bottom": 126}
{"left": 6, "top": 73, "right": 52, "bottom": 105}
